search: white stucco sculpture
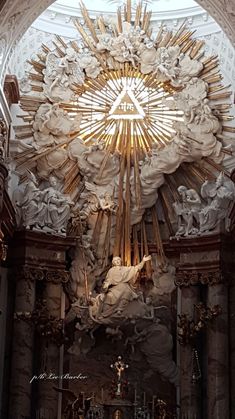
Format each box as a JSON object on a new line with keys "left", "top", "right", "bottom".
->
{"left": 43, "top": 47, "right": 85, "bottom": 101}
{"left": 89, "top": 254, "right": 151, "bottom": 323}
{"left": 13, "top": 171, "right": 47, "bottom": 230}
{"left": 33, "top": 103, "right": 81, "bottom": 137}
{"left": 153, "top": 46, "right": 181, "bottom": 83}
{"left": 14, "top": 173, "right": 74, "bottom": 235}
{"left": 173, "top": 54, "right": 203, "bottom": 86}
{"left": 96, "top": 33, "right": 113, "bottom": 53}
{"left": 173, "top": 185, "right": 202, "bottom": 236}
{"left": 42, "top": 175, "right": 74, "bottom": 234}
{"left": 199, "top": 172, "right": 235, "bottom": 233}
{"left": 173, "top": 173, "right": 235, "bottom": 236}
{"left": 78, "top": 50, "right": 101, "bottom": 78}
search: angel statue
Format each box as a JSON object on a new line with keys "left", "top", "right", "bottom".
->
{"left": 88, "top": 254, "right": 151, "bottom": 324}
{"left": 13, "top": 170, "right": 47, "bottom": 230}
{"left": 81, "top": 234, "right": 96, "bottom": 269}
{"left": 33, "top": 103, "right": 81, "bottom": 138}
{"left": 42, "top": 175, "right": 74, "bottom": 234}
{"left": 43, "top": 47, "right": 85, "bottom": 102}
{"left": 173, "top": 53, "right": 203, "bottom": 87}
{"left": 79, "top": 182, "right": 116, "bottom": 220}
{"left": 110, "top": 28, "right": 139, "bottom": 67}
{"left": 173, "top": 185, "right": 202, "bottom": 236}
{"left": 199, "top": 172, "right": 235, "bottom": 233}
{"left": 153, "top": 46, "right": 181, "bottom": 83}
{"left": 79, "top": 49, "right": 101, "bottom": 79}
{"left": 96, "top": 33, "right": 113, "bottom": 52}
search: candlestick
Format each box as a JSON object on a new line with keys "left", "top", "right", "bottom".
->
{"left": 81, "top": 391, "right": 85, "bottom": 410}
{"left": 134, "top": 388, "right": 137, "bottom": 419}
{"left": 101, "top": 387, "right": 104, "bottom": 403}
{"left": 143, "top": 392, "right": 146, "bottom": 407}
{"left": 134, "top": 388, "right": 137, "bottom": 404}
{"left": 152, "top": 395, "right": 156, "bottom": 419}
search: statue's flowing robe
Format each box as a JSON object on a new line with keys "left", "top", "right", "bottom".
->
{"left": 200, "top": 182, "right": 235, "bottom": 231}
{"left": 93, "top": 264, "right": 144, "bottom": 322}
{"left": 43, "top": 187, "right": 70, "bottom": 230}
{"left": 21, "top": 182, "right": 46, "bottom": 226}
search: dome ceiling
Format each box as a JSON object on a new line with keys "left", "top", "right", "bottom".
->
{"left": 32, "top": 0, "right": 220, "bottom": 40}
{"left": 51, "top": 0, "right": 198, "bottom": 16}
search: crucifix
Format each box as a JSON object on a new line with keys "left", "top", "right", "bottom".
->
{"left": 110, "top": 356, "right": 129, "bottom": 397}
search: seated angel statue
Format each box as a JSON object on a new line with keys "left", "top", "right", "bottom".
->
{"left": 43, "top": 175, "right": 74, "bottom": 234}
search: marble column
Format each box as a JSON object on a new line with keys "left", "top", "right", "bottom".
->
{"left": 8, "top": 268, "right": 37, "bottom": 419}
{"left": 37, "top": 281, "right": 62, "bottom": 419}
{"left": 180, "top": 286, "right": 201, "bottom": 419}
{"left": 207, "top": 284, "right": 229, "bottom": 419}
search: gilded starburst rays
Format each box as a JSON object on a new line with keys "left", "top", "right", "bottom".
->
{"left": 66, "top": 67, "right": 184, "bottom": 159}
{"left": 19, "top": 1, "right": 234, "bottom": 186}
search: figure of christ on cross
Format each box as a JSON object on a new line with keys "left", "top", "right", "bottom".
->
{"left": 110, "top": 356, "right": 129, "bottom": 397}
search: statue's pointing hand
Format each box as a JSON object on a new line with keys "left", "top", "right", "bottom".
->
{"left": 143, "top": 254, "right": 151, "bottom": 262}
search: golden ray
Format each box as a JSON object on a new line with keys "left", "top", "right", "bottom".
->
{"left": 205, "top": 158, "right": 231, "bottom": 177}
{"left": 28, "top": 73, "right": 44, "bottom": 82}
{"left": 26, "top": 59, "right": 45, "bottom": 72}
{"left": 190, "top": 40, "right": 204, "bottom": 59}
{"left": 151, "top": 206, "right": 166, "bottom": 266}
{"left": 158, "top": 188, "right": 175, "bottom": 236}
{"left": 141, "top": 219, "right": 152, "bottom": 276}
{"left": 223, "top": 126, "right": 235, "bottom": 133}
{"left": 55, "top": 35, "right": 68, "bottom": 49}
{"left": 168, "top": 21, "right": 187, "bottom": 47}
{"left": 52, "top": 41, "right": 65, "bottom": 57}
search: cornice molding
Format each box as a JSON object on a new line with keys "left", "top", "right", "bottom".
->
{"left": 31, "top": 7, "right": 220, "bottom": 39}
{"left": 11, "top": 265, "right": 70, "bottom": 283}
{"left": 175, "top": 268, "right": 224, "bottom": 286}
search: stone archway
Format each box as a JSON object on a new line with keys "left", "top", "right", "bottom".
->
{"left": 0, "top": 0, "right": 234, "bottom": 80}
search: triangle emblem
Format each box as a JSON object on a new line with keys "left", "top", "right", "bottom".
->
{"left": 108, "top": 89, "right": 145, "bottom": 120}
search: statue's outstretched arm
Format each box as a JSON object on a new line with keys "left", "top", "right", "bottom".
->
{"left": 135, "top": 254, "right": 151, "bottom": 272}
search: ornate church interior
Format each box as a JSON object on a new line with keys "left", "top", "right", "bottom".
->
{"left": 0, "top": 0, "right": 235, "bottom": 418}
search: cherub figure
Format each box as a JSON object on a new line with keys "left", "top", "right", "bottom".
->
{"left": 81, "top": 234, "right": 96, "bottom": 269}
{"left": 82, "top": 181, "right": 116, "bottom": 214}
{"left": 153, "top": 46, "right": 181, "bottom": 82}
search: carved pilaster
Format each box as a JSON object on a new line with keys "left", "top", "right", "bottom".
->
{"left": 180, "top": 286, "right": 201, "bottom": 419}
{"left": 9, "top": 266, "right": 36, "bottom": 419}
{"left": 37, "top": 282, "right": 62, "bottom": 419}
{"left": 207, "top": 284, "right": 229, "bottom": 419}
